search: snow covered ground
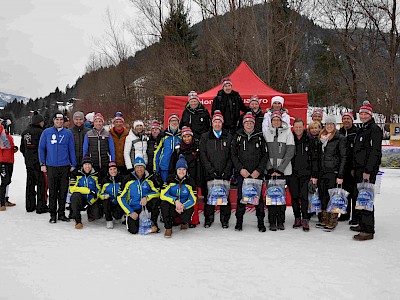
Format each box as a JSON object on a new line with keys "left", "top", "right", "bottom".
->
{"left": 1, "top": 136, "right": 400, "bottom": 300}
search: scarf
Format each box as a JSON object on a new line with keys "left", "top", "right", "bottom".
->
{"left": 320, "top": 133, "right": 330, "bottom": 152}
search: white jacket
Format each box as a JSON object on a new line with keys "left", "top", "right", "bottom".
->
{"left": 124, "top": 130, "right": 148, "bottom": 170}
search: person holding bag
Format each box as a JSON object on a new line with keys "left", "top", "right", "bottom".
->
{"left": 231, "top": 112, "right": 268, "bottom": 232}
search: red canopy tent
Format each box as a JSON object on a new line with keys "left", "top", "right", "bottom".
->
{"left": 164, "top": 61, "right": 308, "bottom": 125}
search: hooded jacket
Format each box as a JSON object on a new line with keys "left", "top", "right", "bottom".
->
{"left": 20, "top": 123, "right": 44, "bottom": 167}
{"left": 180, "top": 103, "right": 211, "bottom": 140}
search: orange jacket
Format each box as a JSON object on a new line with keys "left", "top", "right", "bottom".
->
{"left": 109, "top": 127, "right": 129, "bottom": 167}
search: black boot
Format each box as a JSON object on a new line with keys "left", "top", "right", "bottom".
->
{"left": 258, "top": 221, "right": 266, "bottom": 232}
{"left": 49, "top": 214, "right": 57, "bottom": 223}
{"left": 235, "top": 221, "right": 243, "bottom": 231}
{"left": 58, "top": 215, "right": 71, "bottom": 222}
{"left": 277, "top": 223, "right": 285, "bottom": 230}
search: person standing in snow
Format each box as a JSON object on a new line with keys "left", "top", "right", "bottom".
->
{"left": 351, "top": 101, "right": 382, "bottom": 241}
{"left": 231, "top": 112, "right": 268, "bottom": 232}
{"left": 20, "top": 111, "right": 46, "bottom": 213}
{"left": 109, "top": 112, "right": 129, "bottom": 175}
{"left": 39, "top": 112, "right": 76, "bottom": 223}
{"left": 199, "top": 110, "right": 233, "bottom": 228}
{"left": 124, "top": 119, "right": 148, "bottom": 173}
{"left": 83, "top": 113, "right": 116, "bottom": 184}
{"left": 0, "top": 121, "right": 18, "bottom": 211}
{"left": 146, "top": 120, "right": 162, "bottom": 174}
{"left": 160, "top": 155, "right": 196, "bottom": 238}
{"left": 263, "top": 111, "right": 295, "bottom": 231}
{"left": 238, "top": 95, "right": 264, "bottom": 132}
{"left": 211, "top": 77, "right": 248, "bottom": 134}
{"left": 70, "top": 111, "right": 89, "bottom": 169}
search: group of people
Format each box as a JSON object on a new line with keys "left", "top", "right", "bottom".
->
{"left": 1, "top": 77, "right": 382, "bottom": 241}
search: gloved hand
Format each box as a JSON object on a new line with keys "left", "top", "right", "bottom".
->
{"left": 90, "top": 190, "right": 97, "bottom": 198}
{"left": 308, "top": 181, "right": 317, "bottom": 194}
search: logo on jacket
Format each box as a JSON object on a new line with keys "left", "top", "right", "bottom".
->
{"left": 24, "top": 133, "right": 32, "bottom": 145}
{"left": 51, "top": 134, "right": 57, "bottom": 144}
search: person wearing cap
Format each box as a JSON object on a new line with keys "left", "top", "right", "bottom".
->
{"left": 160, "top": 155, "right": 197, "bottom": 238}
{"left": 351, "top": 101, "right": 382, "bottom": 241}
{"left": 199, "top": 110, "right": 233, "bottom": 228}
{"left": 238, "top": 95, "right": 263, "bottom": 132}
{"left": 69, "top": 156, "right": 101, "bottom": 229}
{"left": 84, "top": 112, "right": 94, "bottom": 129}
{"left": 70, "top": 111, "right": 90, "bottom": 168}
{"left": 154, "top": 114, "right": 182, "bottom": 183}
{"left": 39, "top": 112, "right": 76, "bottom": 223}
{"left": 109, "top": 112, "right": 129, "bottom": 175}
{"left": 212, "top": 78, "right": 248, "bottom": 133}
{"left": 180, "top": 91, "right": 211, "bottom": 141}
{"left": 20, "top": 111, "right": 47, "bottom": 213}
{"left": 169, "top": 126, "right": 201, "bottom": 228}
{"left": 124, "top": 119, "right": 148, "bottom": 174}
{"left": 117, "top": 157, "right": 159, "bottom": 234}
{"left": 83, "top": 113, "right": 116, "bottom": 184}
{"left": 146, "top": 120, "right": 162, "bottom": 173}
{"left": 0, "top": 122, "right": 18, "bottom": 211}
{"left": 231, "top": 112, "right": 268, "bottom": 232}
{"left": 311, "top": 109, "right": 324, "bottom": 124}
{"left": 63, "top": 116, "right": 70, "bottom": 129}
{"left": 315, "top": 115, "right": 347, "bottom": 232}
{"left": 262, "top": 95, "right": 291, "bottom": 130}
{"left": 338, "top": 111, "right": 359, "bottom": 223}
{"left": 287, "top": 118, "right": 315, "bottom": 232}
{"left": 99, "top": 162, "right": 124, "bottom": 229}
{"left": 263, "top": 110, "right": 295, "bottom": 231}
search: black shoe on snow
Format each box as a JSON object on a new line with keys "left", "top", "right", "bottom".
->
{"left": 349, "top": 219, "right": 358, "bottom": 226}
{"left": 49, "top": 217, "right": 57, "bottom": 224}
{"left": 189, "top": 224, "right": 197, "bottom": 228}
{"left": 269, "top": 224, "right": 277, "bottom": 231}
{"left": 221, "top": 222, "right": 229, "bottom": 229}
{"left": 204, "top": 222, "right": 211, "bottom": 228}
{"left": 258, "top": 224, "right": 266, "bottom": 232}
{"left": 58, "top": 215, "right": 71, "bottom": 222}
{"left": 235, "top": 223, "right": 242, "bottom": 231}
{"left": 350, "top": 225, "right": 362, "bottom": 232}
{"left": 277, "top": 223, "right": 285, "bottom": 230}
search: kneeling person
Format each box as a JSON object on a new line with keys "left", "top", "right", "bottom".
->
{"left": 117, "top": 157, "right": 159, "bottom": 234}
{"left": 160, "top": 155, "right": 196, "bottom": 238}
{"left": 69, "top": 156, "right": 101, "bottom": 229}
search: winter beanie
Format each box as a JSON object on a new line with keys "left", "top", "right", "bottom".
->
{"left": 325, "top": 115, "right": 336, "bottom": 124}
{"left": 312, "top": 109, "right": 324, "bottom": 118}
{"left": 221, "top": 77, "right": 232, "bottom": 88}
{"left": 242, "top": 112, "right": 255, "bottom": 124}
{"left": 176, "top": 154, "right": 188, "bottom": 170}
{"left": 85, "top": 112, "right": 95, "bottom": 122}
{"left": 108, "top": 161, "right": 117, "bottom": 169}
{"left": 73, "top": 111, "right": 84, "bottom": 120}
{"left": 31, "top": 111, "right": 44, "bottom": 125}
{"left": 212, "top": 110, "right": 224, "bottom": 123}
{"left": 133, "top": 120, "right": 144, "bottom": 129}
{"left": 113, "top": 112, "right": 124, "bottom": 123}
{"left": 342, "top": 111, "right": 354, "bottom": 121}
{"left": 188, "top": 91, "right": 199, "bottom": 102}
{"left": 93, "top": 113, "right": 104, "bottom": 123}
{"left": 181, "top": 126, "right": 193, "bottom": 136}
{"left": 134, "top": 157, "right": 146, "bottom": 169}
{"left": 168, "top": 113, "right": 180, "bottom": 124}
{"left": 359, "top": 100, "right": 373, "bottom": 116}
{"left": 271, "top": 96, "right": 284, "bottom": 107}
{"left": 82, "top": 155, "right": 93, "bottom": 165}
{"left": 270, "top": 111, "right": 283, "bottom": 120}
{"left": 151, "top": 120, "right": 162, "bottom": 131}
{"left": 249, "top": 95, "right": 260, "bottom": 104}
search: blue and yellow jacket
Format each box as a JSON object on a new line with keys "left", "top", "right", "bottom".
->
{"left": 99, "top": 175, "right": 122, "bottom": 205}
{"left": 160, "top": 174, "right": 197, "bottom": 210}
{"left": 117, "top": 174, "right": 159, "bottom": 214}
{"left": 69, "top": 169, "right": 100, "bottom": 205}
{"left": 153, "top": 128, "right": 181, "bottom": 172}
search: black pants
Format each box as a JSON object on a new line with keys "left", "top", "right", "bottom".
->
{"left": 126, "top": 208, "right": 142, "bottom": 234}
{"left": 103, "top": 199, "right": 123, "bottom": 221}
{"left": 343, "top": 172, "right": 358, "bottom": 221}
{"left": 235, "top": 175, "right": 265, "bottom": 223}
{"left": 70, "top": 192, "right": 101, "bottom": 223}
{"left": 203, "top": 185, "right": 231, "bottom": 224}
{"left": 267, "top": 205, "right": 286, "bottom": 225}
{"left": 354, "top": 169, "right": 376, "bottom": 234}
{"left": 160, "top": 201, "right": 194, "bottom": 230}
{"left": 25, "top": 164, "right": 46, "bottom": 212}
{"left": 0, "top": 163, "right": 13, "bottom": 206}
{"left": 288, "top": 174, "right": 309, "bottom": 219}
{"left": 47, "top": 166, "right": 70, "bottom": 217}
{"left": 146, "top": 198, "right": 160, "bottom": 226}
{"left": 318, "top": 172, "right": 337, "bottom": 210}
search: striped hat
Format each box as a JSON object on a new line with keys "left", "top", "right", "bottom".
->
{"left": 359, "top": 101, "right": 373, "bottom": 116}
{"left": 151, "top": 120, "right": 162, "bottom": 131}
{"left": 113, "top": 112, "right": 124, "bottom": 123}
{"left": 221, "top": 77, "right": 232, "bottom": 88}
{"left": 188, "top": 91, "right": 199, "bottom": 101}
{"left": 212, "top": 110, "right": 224, "bottom": 123}
{"left": 242, "top": 112, "right": 255, "bottom": 124}
{"left": 342, "top": 111, "right": 354, "bottom": 121}
{"left": 249, "top": 95, "right": 260, "bottom": 104}
{"left": 312, "top": 109, "right": 324, "bottom": 118}
{"left": 270, "top": 111, "right": 283, "bottom": 120}
{"left": 168, "top": 113, "right": 180, "bottom": 124}
{"left": 93, "top": 113, "right": 104, "bottom": 123}
{"left": 181, "top": 126, "right": 193, "bottom": 136}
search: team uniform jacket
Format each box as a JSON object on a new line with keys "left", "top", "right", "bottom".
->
{"left": 160, "top": 175, "right": 197, "bottom": 210}
{"left": 39, "top": 126, "right": 76, "bottom": 167}
{"left": 99, "top": 175, "right": 122, "bottom": 205}
{"left": 291, "top": 132, "right": 313, "bottom": 177}
{"left": 70, "top": 125, "right": 90, "bottom": 167}
{"left": 153, "top": 128, "right": 182, "bottom": 173}
{"left": 212, "top": 90, "right": 248, "bottom": 130}
{"left": 117, "top": 175, "right": 159, "bottom": 214}
{"left": 180, "top": 103, "right": 211, "bottom": 140}
{"left": 83, "top": 128, "right": 116, "bottom": 168}
{"left": 20, "top": 124, "right": 44, "bottom": 167}
{"left": 69, "top": 169, "right": 100, "bottom": 205}
{"left": 238, "top": 108, "right": 264, "bottom": 132}
{"left": 124, "top": 130, "right": 148, "bottom": 170}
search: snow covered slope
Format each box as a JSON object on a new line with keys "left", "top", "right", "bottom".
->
{"left": 1, "top": 136, "right": 399, "bottom": 299}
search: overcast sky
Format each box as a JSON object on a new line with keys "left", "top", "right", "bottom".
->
{"left": 0, "top": 0, "right": 137, "bottom": 99}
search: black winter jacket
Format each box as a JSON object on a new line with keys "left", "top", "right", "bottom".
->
{"left": 70, "top": 125, "right": 90, "bottom": 167}
{"left": 169, "top": 141, "right": 201, "bottom": 185}
{"left": 180, "top": 103, "right": 211, "bottom": 141}
{"left": 20, "top": 124, "right": 44, "bottom": 167}
{"left": 237, "top": 108, "right": 263, "bottom": 132}
{"left": 352, "top": 118, "right": 382, "bottom": 175}
{"left": 231, "top": 129, "right": 268, "bottom": 178}
{"left": 291, "top": 133, "right": 313, "bottom": 177}
{"left": 212, "top": 90, "right": 248, "bottom": 130}
{"left": 339, "top": 125, "right": 359, "bottom": 175}
{"left": 146, "top": 134, "right": 162, "bottom": 173}
{"left": 199, "top": 129, "right": 233, "bottom": 181}
{"left": 320, "top": 131, "right": 347, "bottom": 179}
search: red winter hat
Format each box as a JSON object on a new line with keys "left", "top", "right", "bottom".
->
{"left": 312, "top": 109, "right": 324, "bottom": 118}
{"left": 181, "top": 126, "right": 193, "bottom": 136}
{"left": 249, "top": 95, "right": 260, "bottom": 104}
{"left": 359, "top": 100, "right": 373, "bottom": 116}
{"left": 151, "top": 120, "right": 162, "bottom": 131}
{"left": 242, "top": 112, "right": 255, "bottom": 124}
{"left": 188, "top": 91, "right": 199, "bottom": 102}
{"left": 342, "top": 111, "right": 354, "bottom": 121}
{"left": 168, "top": 113, "right": 180, "bottom": 124}
{"left": 212, "top": 110, "right": 224, "bottom": 123}
{"left": 270, "top": 111, "right": 283, "bottom": 120}
{"left": 221, "top": 77, "right": 232, "bottom": 88}
{"left": 108, "top": 161, "right": 117, "bottom": 169}
{"left": 93, "top": 113, "right": 104, "bottom": 123}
